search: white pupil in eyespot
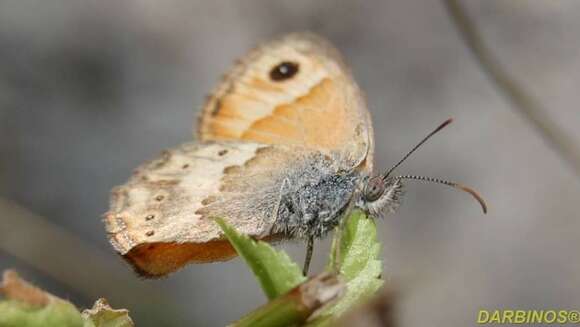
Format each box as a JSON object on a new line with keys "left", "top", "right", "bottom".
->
{"left": 270, "top": 61, "right": 299, "bottom": 81}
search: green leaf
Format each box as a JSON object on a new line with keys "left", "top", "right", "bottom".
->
{"left": 82, "top": 298, "right": 134, "bottom": 327}
{"left": 0, "top": 270, "right": 83, "bottom": 327}
{"left": 0, "top": 271, "right": 134, "bottom": 327}
{"left": 307, "top": 210, "right": 384, "bottom": 326}
{"left": 215, "top": 218, "right": 307, "bottom": 300}
{"left": 0, "top": 299, "right": 83, "bottom": 327}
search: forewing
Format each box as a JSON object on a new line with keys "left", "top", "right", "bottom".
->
{"left": 197, "top": 33, "right": 374, "bottom": 171}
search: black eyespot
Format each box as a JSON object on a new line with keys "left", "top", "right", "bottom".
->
{"left": 364, "top": 176, "right": 386, "bottom": 202}
{"left": 269, "top": 61, "right": 299, "bottom": 81}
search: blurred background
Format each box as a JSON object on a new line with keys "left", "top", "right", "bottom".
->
{"left": 1, "top": 0, "right": 579, "bottom": 326}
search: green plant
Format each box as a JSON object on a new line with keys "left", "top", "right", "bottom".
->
{"left": 0, "top": 270, "right": 133, "bottom": 327}
{"left": 218, "top": 209, "right": 383, "bottom": 326}
{"left": 0, "top": 210, "right": 383, "bottom": 326}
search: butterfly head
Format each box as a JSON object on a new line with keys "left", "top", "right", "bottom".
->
{"left": 357, "top": 118, "right": 487, "bottom": 218}
{"left": 359, "top": 175, "right": 405, "bottom": 218}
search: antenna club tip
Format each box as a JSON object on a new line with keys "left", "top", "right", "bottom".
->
{"left": 434, "top": 118, "right": 454, "bottom": 134}
{"left": 456, "top": 184, "right": 488, "bottom": 214}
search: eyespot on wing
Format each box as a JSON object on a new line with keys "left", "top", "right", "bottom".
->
{"left": 197, "top": 33, "right": 374, "bottom": 172}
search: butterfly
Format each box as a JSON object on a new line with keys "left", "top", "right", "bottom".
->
{"left": 104, "top": 33, "right": 486, "bottom": 278}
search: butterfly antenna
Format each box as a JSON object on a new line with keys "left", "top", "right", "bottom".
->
{"left": 383, "top": 118, "right": 453, "bottom": 178}
{"left": 395, "top": 175, "right": 488, "bottom": 214}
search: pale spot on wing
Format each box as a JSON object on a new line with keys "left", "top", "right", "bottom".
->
{"left": 105, "top": 142, "right": 268, "bottom": 255}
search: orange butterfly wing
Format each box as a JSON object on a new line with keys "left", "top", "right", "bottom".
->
{"left": 197, "top": 33, "right": 374, "bottom": 171}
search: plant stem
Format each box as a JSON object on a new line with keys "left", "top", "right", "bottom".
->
{"left": 231, "top": 273, "right": 344, "bottom": 327}
{"left": 443, "top": 0, "right": 580, "bottom": 178}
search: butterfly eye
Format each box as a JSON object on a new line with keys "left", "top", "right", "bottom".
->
{"left": 269, "top": 61, "right": 299, "bottom": 81}
{"left": 364, "top": 176, "right": 386, "bottom": 202}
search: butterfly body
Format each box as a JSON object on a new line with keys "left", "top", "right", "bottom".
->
{"left": 272, "top": 163, "right": 361, "bottom": 239}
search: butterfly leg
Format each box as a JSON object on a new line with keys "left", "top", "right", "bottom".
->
{"left": 266, "top": 178, "right": 290, "bottom": 236}
{"left": 302, "top": 236, "right": 314, "bottom": 276}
